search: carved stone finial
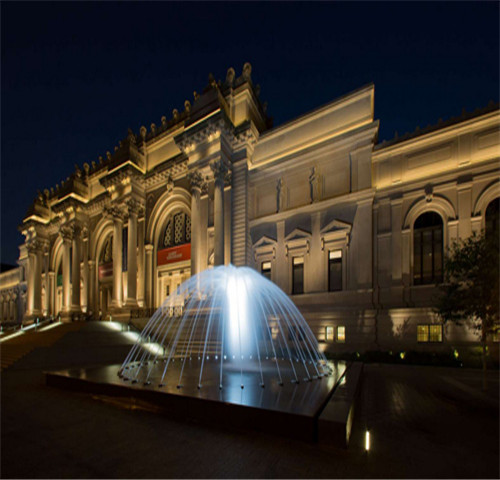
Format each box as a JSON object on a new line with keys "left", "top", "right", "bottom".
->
{"left": 242, "top": 62, "right": 252, "bottom": 82}
{"left": 172, "top": 109, "right": 179, "bottom": 120}
{"left": 150, "top": 123, "right": 156, "bottom": 135}
{"left": 193, "top": 91, "right": 199, "bottom": 101}
{"left": 140, "top": 126, "right": 147, "bottom": 139}
{"left": 83, "top": 163, "right": 90, "bottom": 175}
{"left": 187, "top": 169, "right": 204, "bottom": 192}
{"left": 208, "top": 73, "right": 216, "bottom": 88}
{"left": 161, "top": 115, "right": 167, "bottom": 126}
{"left": 184, "top": 100, "right": 191, "bottom": 113}
{"left": 114, "top": 146, "right": 119, "bottom": 152}
{"left": 106, "top": 151, "right": 111, "bottom": 160}
{"left": 98, "top": 156, "right": 103, "bottom": 164}
{"left": 50, "top": 187, "right": 55, "bottom": 195}
{"left": 226, "top": 67, "right": 235, "bottom": 86}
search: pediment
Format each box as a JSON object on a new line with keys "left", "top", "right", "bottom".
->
{"left": 284, "top": 228, "right": 311, "bottom": 243}
{"left": 253, "top": 235, "right": 277, "bottom": 249}
{"left": 320, "top": 219, "right": 352, "bottom": 235}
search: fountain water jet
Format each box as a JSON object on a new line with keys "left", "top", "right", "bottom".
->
{"left": 118, "top": 265, "right": 331, "bottom": 390}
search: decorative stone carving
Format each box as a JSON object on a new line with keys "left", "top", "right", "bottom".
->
{"left": 226, "top": 67, "right": 235, "bottom": 86}
{"left": 140, "top": 126, "right": 147, "bottom": 139}
{"left": 161, "top": 116, "right": 167, "bottom": 127}
{"left": 125, "top": 198, "right": 143, "bottom": 216}
{"left": 242, "top": 62, "right": 252, "bottom": 82}
{"left": 187, "top": 169, "right": 205, "bottom": 192}
{"left": 166, "top": 175, "right": 175, "bottom": 195}
{"left": 103, "top": 204, "right": 127, "bottom": 222}
{"left": 184, "top": 100, "right": 191, "bottom": 113}
{"left": 193, "top": 91, "right": 199, "bottom": 101}
{"left": 425, "top": 184, "right": 434, "bottom": 203}
{"left": 210, "top": 159, "right": 228, "bottom": 186}
{"left": 59, "top": 225, "right": 74, "bottom": 242}
{"left": 150, "top": 123, "right": 156, "bottom": 135}
{"left": 172, "top": 109, "right": 179, "bottom": 120}
{"left": 309, "top": 167, "right": 320, "bottom": 203}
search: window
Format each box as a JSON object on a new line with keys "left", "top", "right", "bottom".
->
{"left": 492, "top": 324, "right": 500, "bottom": 343}
{"left": 160, "top": 212, "right": 191, "bottom": 249}
{"left": 328, "top": 250, "right": 342, "bottom": 291}
{"left": 417, "top": 324, "right": 443, "bottom": 343}
{"left": 165, "top": 285, "right": 170, "bottom": 298}
{"left": 413, "top": 212, "right": 443, "bottom": 285}
{"left": 325, "top": 326, "right": 334, "bottom": 341}
{"left": 292, "top": 257, "right": 304, "bottom": 294}
{"left": 337, "top": 326, "right": 346, "bottom": 343}
{"left": 261, "top": 261, "right": 271, "bottom": 280}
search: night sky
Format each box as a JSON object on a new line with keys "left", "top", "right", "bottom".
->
{"left": 1, "top": 2, "right": 498, "bottom": 266}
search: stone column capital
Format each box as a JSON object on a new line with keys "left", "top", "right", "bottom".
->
{"left": 145, "top": 244, "right": 154, "bottom": 253}
{"left": 125, "top": 198, "right": 144, "bottom": 216}
{"left": 210, "top": 159, "right": 229, "bottom": 186}
{"left": 103, "top": 204, "right": 127, "bottom": 222}
{"left": 187, "top": 169, "right": 205, "bottom": 193}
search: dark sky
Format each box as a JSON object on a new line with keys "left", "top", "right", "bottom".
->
{"left": 1, "top": 1, "right": 499, "bottom": 265}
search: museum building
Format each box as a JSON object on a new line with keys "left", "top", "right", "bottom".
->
{"left": 1, "top": 63, "right": 499, "bottom": 351}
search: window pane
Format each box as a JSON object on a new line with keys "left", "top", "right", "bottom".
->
{"left": 337, "top": 326, "right": 345, "bottom": 342}
{"left": 422, "top": 230, "right": 432, "bottom": 283}
{"left": 417, "top": 325, "right": 429, "bottom": 342}
{"left": 429, "top": 325, "right": 442, "bottom": 342}
{"left": 292, "top": 259, "right": 304, "bottom": 294}
{"left": 329, "top": 257, "right": 342, "bottom": 291}
{"left": 325, "top": 326, "right": 334, "bottom": 341}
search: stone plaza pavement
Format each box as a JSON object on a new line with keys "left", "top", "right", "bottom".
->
{"left": 1, "top": 322, "right": 499, "bottom": 479}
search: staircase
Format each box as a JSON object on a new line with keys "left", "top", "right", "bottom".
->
{"left": 0, "top": 323, "right": 84, "bottom": 372}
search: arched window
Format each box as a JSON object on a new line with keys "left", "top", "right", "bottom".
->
{"left": 159, "top": 212, "right": 191, "bottom": 249}
{"left": 413, "top": 212, "right": 443, "bottom": 285}
{"left": 485, "top": 198, "right": 499, "bottom": 240}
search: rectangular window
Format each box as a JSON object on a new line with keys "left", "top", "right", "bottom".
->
{"left": 261, "top": 261, "right": 272, "bottom": 280}
{"left": 325, "top": 326, "right": 334, "bottom": 342}
{"left": 165, "top": 285, "right": 170, "bottom": 298}
{"left": 417, "top": 325, "right": 429, "bottom": 342}
{"left": 429, "top": 325, "right": 443, "bottom": 342}
{"left": 292, "top": 257, "right": 304, "bottom": 294}
{"left": 328, "top": 250, "right": 342, "bottom": 291}
{"left": 337, "top": 326, "right": 346, "bottom": 343}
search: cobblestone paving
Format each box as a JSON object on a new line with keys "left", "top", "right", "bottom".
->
{"left": 1, "top": 323, "right": 499, "bottom": 478}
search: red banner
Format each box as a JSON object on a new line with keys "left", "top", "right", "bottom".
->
{"left": 157, "top": 244, "right": 191, "bottom": 266}
{"left": 98, "top": 262, "right": 113, "bottom": 280}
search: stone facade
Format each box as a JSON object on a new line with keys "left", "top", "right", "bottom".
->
{"left": 2, "top": 63, "right": 499, "bottom": 351}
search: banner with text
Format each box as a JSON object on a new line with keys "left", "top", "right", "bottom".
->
{"left": 157, "top": 243, "right": 191, "bottom": 266}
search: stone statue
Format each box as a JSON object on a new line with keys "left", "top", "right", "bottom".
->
{"left": 309, "top": 167, "right": 320, "bottom": 203}
{"left": 276, "top": 178, "right": 285, "bottom": 212}
{"left": 226, "top": 67, "right": 235, "bottom": 86}
{"left": 242, "top": 62, "right": 252, "bottom": 82}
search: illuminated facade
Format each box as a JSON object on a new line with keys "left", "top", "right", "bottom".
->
{"left": 1, "top": 63, "right": 499, "bottom": 350}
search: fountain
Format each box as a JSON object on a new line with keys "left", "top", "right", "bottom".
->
{"left": 118, "top": 265, "right": 331, "bottom": 390}
{"left": 46, "top": 265, "right": 351, "bottom": 443}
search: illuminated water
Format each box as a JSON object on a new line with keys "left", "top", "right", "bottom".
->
{"left": 118, "top": 265, "right": 331, "bottom": 389}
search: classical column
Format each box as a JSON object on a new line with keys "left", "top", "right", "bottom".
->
{"left": 81, "top": 228, "right": 89, "bottom": 313}
{"left": 188, "top": 170, "right": 204, "bottom": 276}
{"left": 26, "top": 244, "right": 36, "bottom": 316}
{"left": 34, "top": 248, "right": 43, "bottom": 316}
{"left": 71, "top": 225, "right": 82, "bottom": 313}
{"left": 137, "top": 216, "right": 145, "bottom": 306}
{"left": 43, "top": 250, "right": 50, "bottom": 316}
{"left": 112, "top": 214, "right": 124, "bottom": 308}
{"left": 48, "top": 271, "right": 55, "bottom": 317}
{"left": 125, "top": 199, "right": 140, "bottom": 307}
{"left": 211, "top": 160, "right": 228, "bottom": 266}
{"left": 60, "top": 227, "right": 72, "bottom": 313}
{"left": 145, "top": 244, "right": 154, "bottom": 308}
{"left": 88, "top": 260, "right": 95, "bottom": 316}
